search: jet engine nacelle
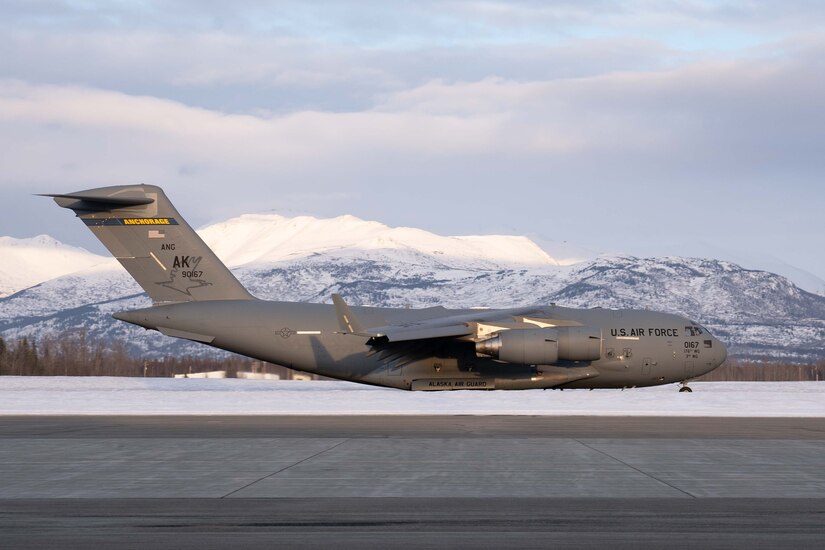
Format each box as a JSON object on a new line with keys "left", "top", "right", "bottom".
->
{"left": 476, "top": 326, "right": 602, "bottom": 365}
{"left": 557, "top": 326, "right": 603, "bottom": 361}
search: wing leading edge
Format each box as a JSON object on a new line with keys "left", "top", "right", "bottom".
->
{"left": 331, "top": 294, "right": 544, "bottom": 343}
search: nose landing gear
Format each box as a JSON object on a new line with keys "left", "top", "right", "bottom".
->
{"left": 679, "top": 381, "right": 693, "bottom": 393}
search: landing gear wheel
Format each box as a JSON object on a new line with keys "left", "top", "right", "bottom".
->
{"left": 679, "top": 386, "right": 693, "bottom": 393}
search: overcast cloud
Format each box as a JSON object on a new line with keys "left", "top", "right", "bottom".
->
{"left": 1, "top": 1, "right": 824, "bottom": 288}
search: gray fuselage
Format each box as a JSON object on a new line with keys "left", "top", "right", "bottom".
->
{"left": 117, "top": 300, "right": 727, "bottom": 390}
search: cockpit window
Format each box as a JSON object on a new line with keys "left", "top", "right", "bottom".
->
{"left": 685, "top": 325, "right": 704, "bottom": 337}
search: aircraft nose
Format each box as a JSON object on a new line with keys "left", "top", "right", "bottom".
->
{"left": 717, "top": 338, "right": 728, "bottom": 365}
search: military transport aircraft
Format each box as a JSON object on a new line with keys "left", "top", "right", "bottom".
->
{"left": 46, "top": 185, "right": 726, "bottom": 391}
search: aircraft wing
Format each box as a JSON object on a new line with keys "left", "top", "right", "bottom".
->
{"left": 357, "top": 323, "right": 475, "bottom": 342}
{"left": 332, "top": 294, "right": 542, "bottom": 343}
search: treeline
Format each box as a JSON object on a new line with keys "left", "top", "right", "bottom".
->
{"left": 0, "top": 332, "right": 295, "bottom": 378}
{"left": 695, "top": 358, "right": 825, "bottom": 382}
{"left": 0, "top": 332, "right": 823, "bottom": 381}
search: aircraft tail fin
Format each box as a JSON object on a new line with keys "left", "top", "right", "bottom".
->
{"left": 44, "top": 184, "right": 254, "bottom": 303}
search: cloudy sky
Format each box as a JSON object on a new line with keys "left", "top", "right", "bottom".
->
{"left": 1, "top": 1, "right": 824, "bottom": 286}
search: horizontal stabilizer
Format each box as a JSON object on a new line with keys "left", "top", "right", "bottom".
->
{"left": 40, "top": 192, "right": 155, "bottom": 213}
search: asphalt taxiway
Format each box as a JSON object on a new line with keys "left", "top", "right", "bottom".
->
{"left": 2, "top": 416, "right": 825, "bottom": 548}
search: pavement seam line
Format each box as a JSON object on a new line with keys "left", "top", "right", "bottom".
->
{"left": 220, "top": 439, "right": 350, "bottom": 499}
{"left": 573, "top": 438, "right": 697, "bottom": 499}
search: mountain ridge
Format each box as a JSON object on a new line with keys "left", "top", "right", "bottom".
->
{"left": 0, "top": 235, "right": 109, "bottom": 298}
{"left": 1, "top": 213, "right": 823, "bottom": 362}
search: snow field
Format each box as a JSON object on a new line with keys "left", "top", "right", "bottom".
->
{"left": 0, "top": 377, "right": 823, "bottom": 416}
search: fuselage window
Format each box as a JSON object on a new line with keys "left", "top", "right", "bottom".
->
{"left": 685, "top": 325, "right": 704, "bottom": 337}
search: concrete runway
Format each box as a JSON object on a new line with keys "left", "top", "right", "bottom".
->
{"left": 2, "top": 416, "right": 825, "bottom": 548}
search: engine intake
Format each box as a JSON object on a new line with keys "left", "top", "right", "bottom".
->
{"left": 476, "top": 326, "right": 602, "bottom": 365}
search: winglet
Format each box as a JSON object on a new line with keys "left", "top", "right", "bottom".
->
{"left": 332, "top": 294, "right": 365, "bottom": 334}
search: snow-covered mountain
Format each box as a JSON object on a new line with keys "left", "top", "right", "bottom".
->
{"left": 199, "top": 214, "right": 561, "bottom": 269}
{"left": 0, "top": 235, "right": 108, "bottom": 298}
{"left": 1, "top": 214, "right": 823, "bottom": 361}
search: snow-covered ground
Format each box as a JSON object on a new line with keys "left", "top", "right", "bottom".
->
{"left": 0, "top": 377, "right": 823, "bottom": 416}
